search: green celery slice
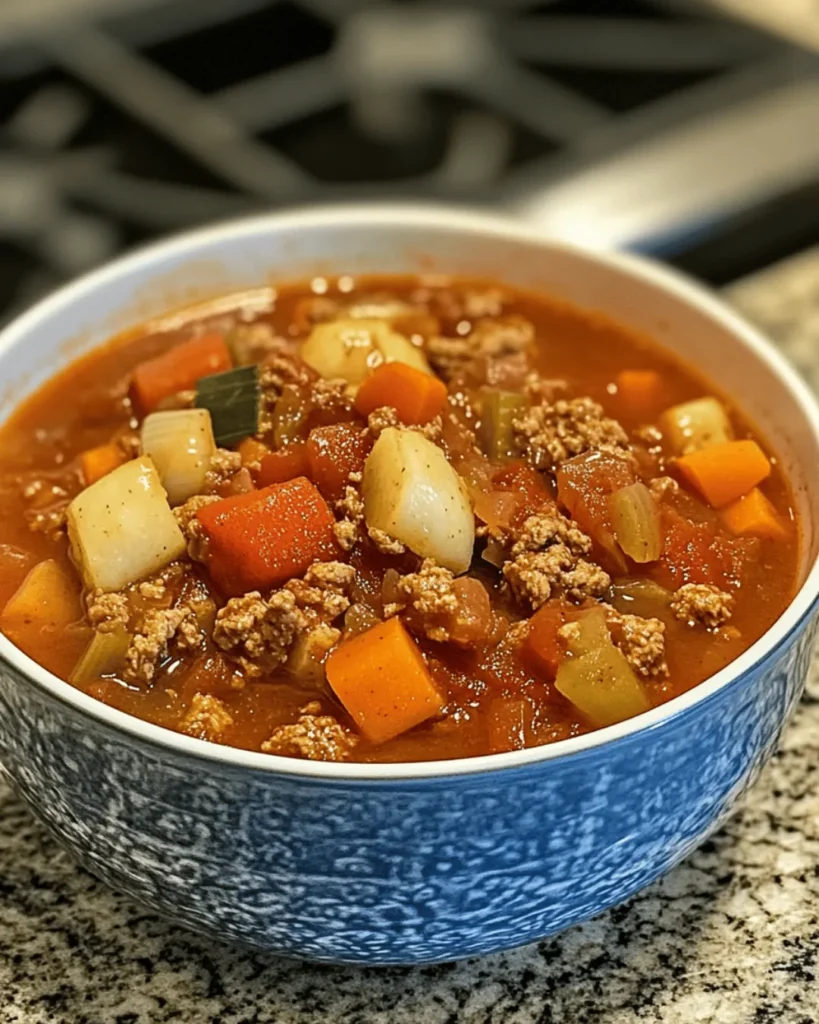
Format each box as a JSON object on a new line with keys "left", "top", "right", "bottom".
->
{"left": 479, "top": 390, "right": 526, "bottom": 459}
{"left": 196, "top": 365, "right": 260, "bottom": 446}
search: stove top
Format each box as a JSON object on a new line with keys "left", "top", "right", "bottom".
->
{"left": 1, "top": 0, "right": 818, "bottom": 323}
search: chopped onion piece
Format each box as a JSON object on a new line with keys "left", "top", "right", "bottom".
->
{"left": 140, "top": 408, "right": 216, "bottom": 506}
{"left": 660, "top": 397, "right": 732, "bottom": 455}
{"left": 70, "top": 624, "right": 131, "bottom": 683}
{"left": 67, "top": 456, "right": 186, "bottom": 592}
{"left": 610, "top": 482, "right": 662, "bottom": 563}
{"left": 362, "top": 427, "right": 474, "bottom": 573}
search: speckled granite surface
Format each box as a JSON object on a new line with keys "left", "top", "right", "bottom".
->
{"left": 4, "top": 253, "right": 819, "bottom": 1023}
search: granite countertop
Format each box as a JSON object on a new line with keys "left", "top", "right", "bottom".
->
{"left": 4, "top": 252, "right": 819, "bottom": 1024}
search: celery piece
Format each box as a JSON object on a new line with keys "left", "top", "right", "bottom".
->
{"left": 479, "top": 390, "right": 526, "bottom": 459}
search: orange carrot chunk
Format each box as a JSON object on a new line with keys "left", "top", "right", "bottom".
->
{"left": 195, "top": 476, "right": 337, "bottom": 596}
{"left": 306, "top": 423, "right": 372, "bottom": 499}
{"left": 354, "top": 362, "right": 447, "bottom": 425}
{"left": 326, "top": 617, "right": 444, "bottom": 744}
{"left": 675, "top": 439, "right": 771, "bottom": 508}
{"left": 79, "top": 442, "right": 124, "bottom": 485}
{"left": 257, "top": 443, "right": 312, "bottom": 487}
{"left": 721, "top": 486, "right": 788, "bottom": 540}
{"left": 615, "top": 369, "right": 663, "bottom": 414}
{"left": 131, "top": 332, "right": 231, "bottom": 414}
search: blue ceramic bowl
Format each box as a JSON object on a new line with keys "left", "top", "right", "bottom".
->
{"left": 1, "top": 207, "right": 818, "bottom": 965}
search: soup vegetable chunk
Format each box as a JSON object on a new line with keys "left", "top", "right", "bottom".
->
{"left": 0, "top": 276, "right": 799, "bottom": 763}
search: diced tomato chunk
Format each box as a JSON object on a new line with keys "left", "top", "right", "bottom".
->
{"left": 492, "top": 460, "right": 551, "bottom": 519}
{"left": 556, "top": 452, "right": 636, "bottom": 573}
{"left": 306, "top": 423, "right": 372, "bottom": 499}
{"left": 652, "top": 503, "right": 755, "bottom": 589}
{"left": 488, "top": 698, "right": 530, "bottom": 753}
{"left": 523, "top": 598, "right": 585, "bottom": 680}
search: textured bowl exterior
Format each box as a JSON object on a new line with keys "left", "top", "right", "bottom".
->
{"left": 0, "top": 606, "right": 816, "bottom": 964}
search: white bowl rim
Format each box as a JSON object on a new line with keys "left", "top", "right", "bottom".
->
{"left": 1, "top": 201, "right": 818, "bottom": 782}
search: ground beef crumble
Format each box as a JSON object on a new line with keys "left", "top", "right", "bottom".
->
{"left": 203, "top": 449, "right": 242, "bottom": 492}
{"left": 180, "top": 693, "right": 234, "bottom": 742}
{"left": 213, "top": 561, "right": 355, "bottom": 676}
{"left": 649, "top": 475, "right": 679, "bottom": 500}
{"left": 670, "top": 583, "right": 734, "bottom": 628}
{"left": 366, "top": 406, "right": 443, "bottom": 443}
{"left": 605, "top": 606, "right": 668, "bottom": 679}
{"left": 426, "top": 314, "right": 533, "bottom": 381}
{"left": 257, "top": 350, "right": 315, "bottom": 434}
{"left": 368, "top": 527, "right": 406, "bottom": 555}
{"left": 22, "top": 478, "right": 70, "bottom": 540}
{"left": 86, "top": 590, "right": 129, "bottom": 632}
{"left": 502, "top": 510, "right": 610, "bottom": 609}
{"left": 173, "top": 494, "right": 220, "bottom": 558}
{"left": 384, "top": 560, "right": 459, "bottom": 641}
{"left": 261, "top": 702, "right": 356, "bottom": 761}
{"left": 333, "top": 483, "right": 365, "bottom": 551}
{"left": 125, "top": 603, "right": 203, "bottom": 685}
{"left": 513, "top": 396, "right": 630, "bottom": 470}
{"left": 384, "top": 559, "right": 492, "bottom": 645}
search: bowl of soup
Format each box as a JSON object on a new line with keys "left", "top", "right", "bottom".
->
{"left": 0, "top": 205, "right": 817, "bottom": 964}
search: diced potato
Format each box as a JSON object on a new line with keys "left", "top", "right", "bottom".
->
{"left": 362, "top": 427, "right": 474, "bottom": 573}
{"left": 373, "top": 325, "right": 432, "bottom": 376}
{"left": 555, "top": 643, "right": 650, "bottom": 728}
{"left": 1, "top": 559, "right": 82, "bottom": 637}
{"left": 301, "top": 319, "right": 376, "bottom": 383}
{"left": 660, "top": 396, "right": 732, "bottom": 455}
{"left": 67, "top": 456, "right": 186, "bottom": 592}
{"left": 301, "top": 318, "right": 431, "bottom": 384}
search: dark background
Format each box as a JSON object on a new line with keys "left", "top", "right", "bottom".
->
{"left": 2, "top": 0, "right": 819, "bottom": 324}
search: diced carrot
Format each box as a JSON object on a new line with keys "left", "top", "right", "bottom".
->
{"left": 237, "top": 437, "right": 270, "bottom": 468}
{"left": 0, "top": 559, "right": 82, "bottom": 641}
{"left": 487, "top": 698, "right": 529, "bottom": 754}
{"left": 306, "top": 423, "right": 372, "bottom": 499}
{"left": 354, "top": 362, "right": 447, "bottom": 425}
{"left": 131, "top": 332, "right": 231, "bottom": 413}
{"left": 79, "top": 442, "right": 124, "bottom": 485}
{"left": 721, "top": 487, "right": 788, "bottom": 540}
{"left": 676, "top": 439, "right": 771, "bottom": 508}
{"left": 257, "top": 443, "right": 312, "bottom": 487}
{"left": 195, "top": 477, "right": 337, "bottom": 596}
{"left": 326, "top": 617, "right": 444, "bottom": 744}
{"left": 615, "top": 370, "right": 663, "bottom": 414}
